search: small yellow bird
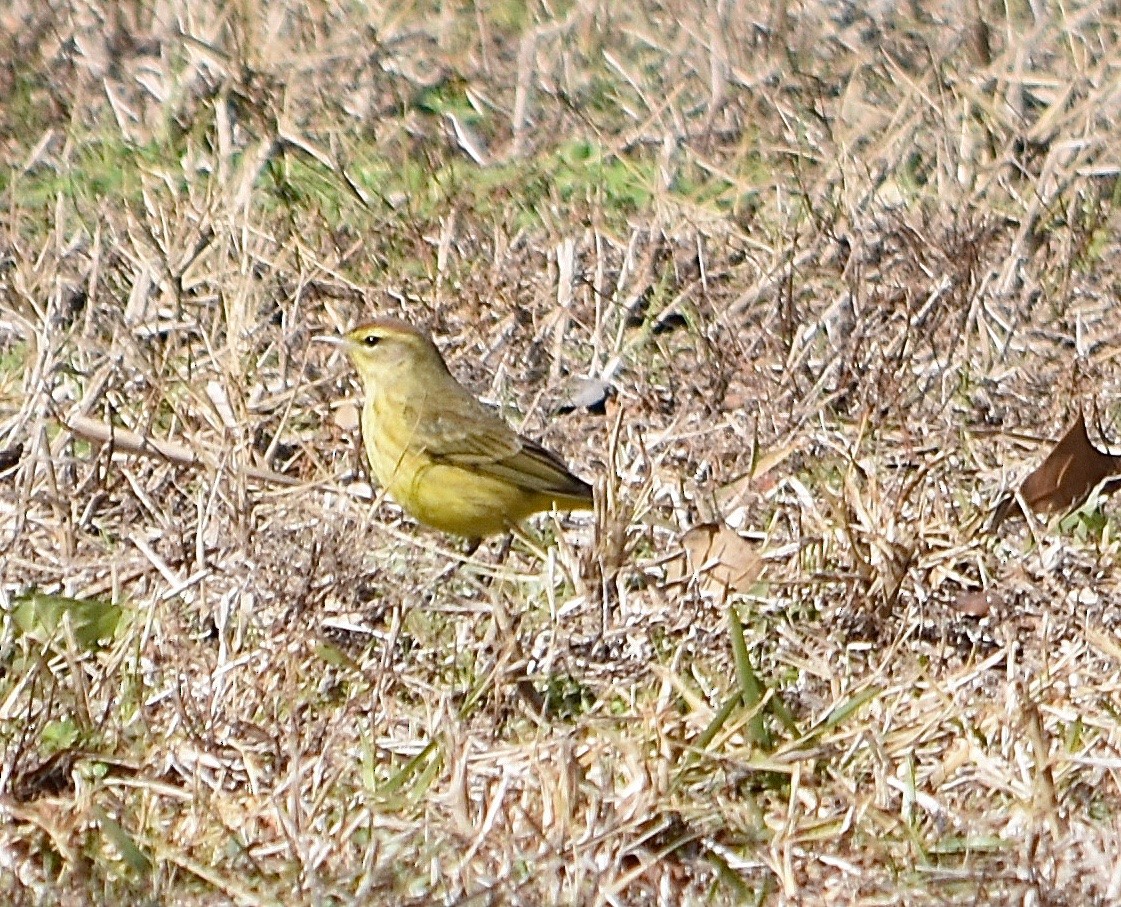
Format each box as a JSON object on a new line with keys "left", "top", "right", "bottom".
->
{"left": 318, "top": 318, "right": 594, "bottom": 539}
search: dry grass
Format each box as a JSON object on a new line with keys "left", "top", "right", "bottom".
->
{"left": 4, "top": 0, "right": 1121, "bottom": 903}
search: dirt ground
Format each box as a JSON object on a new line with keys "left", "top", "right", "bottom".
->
{"left": 4, "top": 1, "right": 1121, "bottom": 904}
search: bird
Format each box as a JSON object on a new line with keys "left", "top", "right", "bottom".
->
{"left": 317, "top": 318, "right": 594, "bottom": 539}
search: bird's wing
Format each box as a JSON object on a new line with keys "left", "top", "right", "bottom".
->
{"left": 425, "top": 402, "right": 592, "bottom": 500}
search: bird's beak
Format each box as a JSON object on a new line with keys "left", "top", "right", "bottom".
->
{"left": 313, "top": 334, "right": 347, "bottom": 347}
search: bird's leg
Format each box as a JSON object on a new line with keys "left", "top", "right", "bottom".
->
{"left": 479, "top": 535, "right": 515, "bottom": 635}
{"left": 426, "top": 536, "right": 482, "bottom": 589}
{"left": 508, "top": 523, "right": 549, "bottom": 561}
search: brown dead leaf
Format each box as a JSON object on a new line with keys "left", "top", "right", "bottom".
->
{"left": 716, "top": 439, "right": 799, "bottom": 508}
{"left": 0, "top": 443, "right": 24, "bottom": 473}
{"left": 1019, "top": 412, "right": 1121, "bottom": 516}
{"left": 667, "top": 522, "right": 764, "bottom": 596}
{"left": 950, "top": 589, "right": 998, "bottom": 618}
{"left": 332, "top": 402, "right": 360, "bottom": 432}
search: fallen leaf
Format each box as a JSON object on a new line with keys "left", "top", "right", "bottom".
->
{"left": 667, "top": 522, "right": 764, "bottom": 596}
{"left": 332, "top": 402, "right": 360, "bottom": 432}
{"left": 950, "top": 589, "right": 997, "bottom": 617}
{"left": 1021, "top": 412, "right": 1121, "bottom": 515}
{"left": 13, "top": 591, "right": 122, "bottom": 651}
{"left": 0, "top": 443, "right": 23, "bottom": 472}
{"left": 94, "top": 806, "right": 153, "bottom": 876}
{"left": 554, "top": 376, "right": 612, "bottom": 415}
{"left": 716, "top": 439, "right": 800, "bottom": 508}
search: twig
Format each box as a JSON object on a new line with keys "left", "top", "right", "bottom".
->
{"left": 63, "top": 415, "right": 299, "bottom": 487}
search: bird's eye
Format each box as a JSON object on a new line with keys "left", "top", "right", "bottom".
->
{"left": 363, "top": 335, "right": 380, "bottom": 347}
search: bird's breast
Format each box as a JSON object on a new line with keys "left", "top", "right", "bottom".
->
{"left": 362, "top": 391, "right": 428, "bottom": 490}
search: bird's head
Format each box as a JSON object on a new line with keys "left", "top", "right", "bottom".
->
{"left": 316, "top": 318, "right": 449, "bottom": 390}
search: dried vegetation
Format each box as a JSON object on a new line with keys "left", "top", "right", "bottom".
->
{"left": 4, "top": 0, "right": 1121, "bottom": 904}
